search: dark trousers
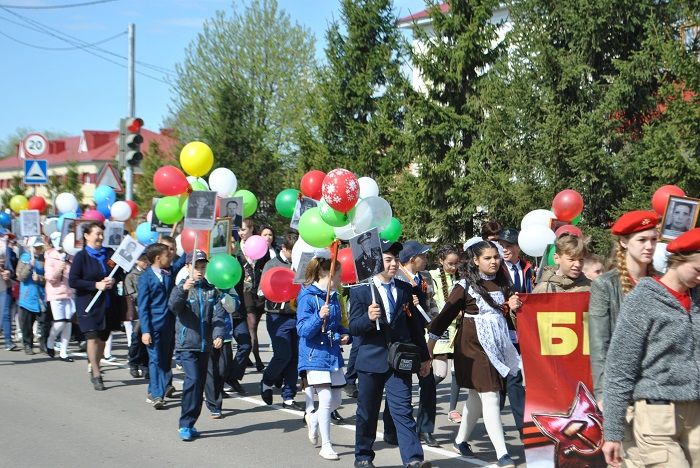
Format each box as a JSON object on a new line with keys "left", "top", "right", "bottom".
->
{"left": 128, "top": 320, "right": 148, "bottom": 368}
{"left": 205, "top": 342, "right": 231, "bottom": 413}
{"left": 1, "top": 292, "right": 11, "bottom": 348}
{"left": 356, "top": 370, "right": 424, "bottom": 465}
{"left": 40, "top": 302, "right": 52, "bottom": 351}
{"left": 179, "top": 350, "right": 209, "bottom": 429}
{"left": 146, "top": 329, "right": 174, "bottom": 398}
{"left": 345, "top": 337, "right": 360, "bottom": 384}
{"left": 384, "top": 369, "right": 437, "bottom": 436}
{"left": 228, "top": 317, "right": 252, "bottom": 382}
{"left": 261, "top": 313, "right": 298, "bottom": 401}
{"left": 503, "top": 370, "right": 525, "bottom": 432}
{"left": 19, "top": 307, "right": 44, "bottom": 349}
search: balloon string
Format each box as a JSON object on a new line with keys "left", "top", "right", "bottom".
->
{"left": 323, "top": 239, "right": 340, "bottom": 333}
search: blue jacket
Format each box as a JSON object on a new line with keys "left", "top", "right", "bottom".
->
{"left": 296, "top": 284, "right": 350, "bottom": 373}
{"left": 168, "top": 279, "right": 226, "bottom": 353}
{"left": 136, "top": 255, "right": 186, "bottom": 334}
{"left": 17, "top": 253, "right": 45, "bottom": 313}
{"left": 349, "top": 280, "right": 429, "bottom": 374}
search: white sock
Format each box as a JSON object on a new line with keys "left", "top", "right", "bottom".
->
{"left": 47, "top": 322, "right": 63, "bottom": 350}
{"left": 103, "top": 333, "right": 113, "bottom": 358}
{"left": 456, "top": 389, "right": 482, "bottom": 443}
{"left": 59, "top": 322, "right": 72, "bottom": 359}
{"left": 316, "top": 385, "right": 333, "bottom": 449}
{"left": 123, "top": 321, "right": 133, "bottom": 347}
{"left": 304, "top": 386, "right": 316, "bottom": 414}
{"left": 480, "top": 391, "right": 508, "bottom": 459}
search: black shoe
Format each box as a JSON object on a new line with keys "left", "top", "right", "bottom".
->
{"left": 164, "top": 385, "right": 176, "bottom": 398}
{"left": 344, "top": 383, "right": 358, "bottom": 398}
{"left": 260, "top": 381, "right": 273, "bottom": 405}
{"left": 222, "top": 391, "right": 231, "bottom": 399}
{"left": 407, "top": 461, "right": 432, "bottom": 468}
{"left": 230, "top": 380, "right": 246, "bottom": 395}
{"left": 46, "top": 348, "right": 55, "bottom": 358}
{"left": 330, "top": 409, "right": 345, "bottom": 425}
{"left": 256, "top": 361, "right": 265, "bottom": 372}
{"left": 453, "top": 441, "right": 475, "bottom": 457}
{"left": 383, "top": 433, "right": 398, "bottom": 446}
{"left": 24, "top": 346, "right": 34, "bottom": 355}
{"left": 274, "top": 377, "right": 283, "bottom": 388}
{"left": 59, "top": 356, "right": 74, "bottom": 363}
{"left": 419, "top": 433, "right": 440, "bottom": 447}
{"left": 39, "top": 344, "right": 47, "bottom": 353}
{"left": 91, "top": 375, "right": 105, "bottom": 391}
{"left": 354, "top": 460, "right": 375, "bottom": 468}
{"left": 129, "top": 366, "right": 141, "bottom": 378}
{"left": 152, "top": 397, "right": 165, "bottom": 409}
{"left": 282, "top": 400, "right": 305, "bottom": 412}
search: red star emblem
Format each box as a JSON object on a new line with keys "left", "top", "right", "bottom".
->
{"left": 531, "top": 382, "right": 606, "bottom": 468}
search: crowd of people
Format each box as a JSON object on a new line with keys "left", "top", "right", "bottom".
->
{"left": 1, "top": 210, "right": 698, "bottom": 468}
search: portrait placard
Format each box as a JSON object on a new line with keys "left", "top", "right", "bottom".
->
{"left": 184, "top": 190, "right": 217, "bottom": 230}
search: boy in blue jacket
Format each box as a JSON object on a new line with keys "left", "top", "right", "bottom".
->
{"left": 137, "top": 243, "right": 185, "bottom": 408}
{"left": 168, "top": 250, "right": 226, "bottom": 441}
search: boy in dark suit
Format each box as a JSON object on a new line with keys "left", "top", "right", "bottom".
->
{"left": 349, "top": 240, "right": 432, "bottom": 468}
{"left": 138, "top": 243, "right": 180, "bottom": 409}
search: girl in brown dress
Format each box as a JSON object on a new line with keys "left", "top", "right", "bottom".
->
{"left": 428, "top": 241, "right": 521, "bottom": 467}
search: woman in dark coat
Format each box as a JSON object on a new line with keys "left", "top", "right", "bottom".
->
{"left": 69, "top": 221, "right": 125, "bottom": 391}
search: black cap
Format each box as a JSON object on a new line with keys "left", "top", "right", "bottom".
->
{"left": 496, "top": 228, "right": 519, "bottom": 245}
{"left": 357, "top": 231, "right": 372, "bottom": 244}
{"left": 186, "top": 250, "right": 208, "bottom": 264}
{"left": 399, "top": 240, "right": 430, "bottom": 263}
{"left": 380, "top": 240, "right": 402, "bottom": 255}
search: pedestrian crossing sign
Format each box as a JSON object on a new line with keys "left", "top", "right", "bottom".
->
{"left": 23, "top": 159, "right": 48, "bottom": 185}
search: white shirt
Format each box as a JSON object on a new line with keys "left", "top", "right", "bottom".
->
{"left": 372, "top": 276, "right": 397, "bottom": 321}
{"left": 504, "top": 260, "right": 522, "bottom": 288}
{"left": 151, "top": 265, "right": 163, "bottom": 283}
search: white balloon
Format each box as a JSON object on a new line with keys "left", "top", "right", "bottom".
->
{"left": 208, "top": 168, "right": 238, "bottom": 197}
{"left": 358, "top": 177, "right": 379, "bottom": 199}
{"left": 518, "top": 224, "right": 555, "bottom": 257}
{"left": 42, "top": 218, "right": 59, "bottom": 236}
{"left": 186, "top": 176, "right": 209, "bottom": 189}
{"left": 146, "top": 210, "right": 153, "bottom": 223}
{"left": 110, "top": 201, "right": 132, "bottom": 221}
{"left": 62, "top": 232, "right": 81, "bottom": 256}
{"left": 55, "top": 192, "right": 79, "bottom": 214}
{"left": 291, "top": 237, "right": 326, "bottom": 271}
{"left": 351, "top": 196, "right": 393, "bottom": 233}
{"left": 521, "top": 209, "right": 556, "bottom": 230}
{"left": 175, "top": 234, "right": 184, "bottom": 257}
{"left": 653, "top": 242, "right": 669, "bottom": 274}
{"left": 334, "top": 223, "right": 357, "bottom": 241}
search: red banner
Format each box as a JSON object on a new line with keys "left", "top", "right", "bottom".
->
{"left": 518, "top": 292, "right": 606, "bottom": 468}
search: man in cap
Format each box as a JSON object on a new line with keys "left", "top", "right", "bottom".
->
{"left": 349, "top": 240, "right": 433, "bottom": 468}
{"left": 354, "top": 231, "right": 382, "bottom": 280}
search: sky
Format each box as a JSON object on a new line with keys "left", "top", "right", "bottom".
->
{"left": 0, "top": 0, "right": 426, "bottom": 143}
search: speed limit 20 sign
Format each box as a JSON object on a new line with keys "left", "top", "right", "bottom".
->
{"left": 23, "top": 133, "right": 48, "bottom": 157}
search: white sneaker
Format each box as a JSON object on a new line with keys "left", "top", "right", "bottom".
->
{"left": 87, "top": 363, "right": 92, "bottom": 374}
{"left": 319, "top": 446, "right": 339, "bottom": 461}
{"left": 305, "top": 412, "right": 318, "bottom": 446}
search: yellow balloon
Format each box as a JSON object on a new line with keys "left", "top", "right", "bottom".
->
{"left": 9, "top": 195, "right": 28, "bottom": 213}
{"left": 180, "top": 141, "right": 214, "bottom": 177}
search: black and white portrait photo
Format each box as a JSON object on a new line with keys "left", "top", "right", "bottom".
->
{"left": 112, "top": 235, "right": 145, "bottom": 272}
{"left": 290, "top": 196, "right": 318, "bottom": 230}
{"left": 661, "top": 195, "right": 700, "bottom": 240}
{"left": 150, "top": 197, "right": 171, "bottom": 233}
{"left": 19, "top": 209, "right": 40, "bottom": 238}
{"left": 349, "top": 228, "right": 383, "bottom": 282}
{"left": 210, "top": 218, "right": 231, "bottom": 255}
{"left": 104, "top": 221, "right": 125, "bottom": 248}
{"left": 220, "top": 197, "right": 243, "bottom": 230}
{"left": 60, "top": 216, "right": 76, "bottom": 244}
{"left": 73, "top": 220, "right": 93, "bottom": 250}
{"left": 185, "top": 190, "right": 217, "bottom": 230}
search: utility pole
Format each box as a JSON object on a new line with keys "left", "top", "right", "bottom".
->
{"left": 125, "top": 23, "right": 135, "bottom": 201}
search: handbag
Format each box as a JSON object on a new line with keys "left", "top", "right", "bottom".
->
{"left": 387, "top": 341, "right": 421, "bottom": 374}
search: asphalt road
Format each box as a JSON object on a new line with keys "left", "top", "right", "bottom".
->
{"left": 0, "top": 319, "right": 524, "bottom": 468}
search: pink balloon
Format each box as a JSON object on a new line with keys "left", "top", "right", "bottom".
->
{"left": 555, "top": 225, "right": 583, "bottom": 238}
{"left": 243, "top": 235, "right": 268, "bottom": 260}
{"left": 83, "top": 209, "right": 106, "bottom": 223}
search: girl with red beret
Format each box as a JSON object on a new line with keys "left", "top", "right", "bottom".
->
{"left": 602, "top": 228, "right": 700, "bottom": 467}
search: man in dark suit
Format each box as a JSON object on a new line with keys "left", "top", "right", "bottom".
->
{"left": 224, "top": 200, "right": 243, "bottom": 229}
{"left": 349, "top": 240, "right": 432, "bottom": 468}
{"left": 354, "top": 231, "right": 381, "bottom": 280}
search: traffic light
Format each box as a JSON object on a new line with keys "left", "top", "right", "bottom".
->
{"left": 118, "top": 117, "right": 144, "bottom": 166}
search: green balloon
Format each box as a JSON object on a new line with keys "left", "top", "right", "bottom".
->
{"left": 275, "top": 188, "right": 300, "bottom": 219}
{"left": 298, "top": 207, "right": 335, "bottom": 248}
{"left": 205, "top": 254, "right": 242, "bottom": 289}
{"left": 190, "top": 180, "right": 208, "bottom": 191}
{"left": 571, "top": 213, "right": 582, "bottom": 225}
{"left": 155, "top": 196, "right": 184, "bottom": 224}
{"left": 319, "top": 198, "right": 355, "bottom": 227}
{"left": 380, "top": 217, "right": 403, "bottom": 242}
{"left": 546, "top": 243, "right": 556, "bottom": 266}
{"left": 234, "top": 189, "right": 258, "bottom": 218}
{"left": 180, "top": 197, "right": 189, "bottom": 218}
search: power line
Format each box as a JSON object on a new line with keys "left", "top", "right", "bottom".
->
{"left": 0, "top": 28, "right": 124, "bottom": 51}
{"left": 0, "top": 0, "right": 118, "bottom": 10}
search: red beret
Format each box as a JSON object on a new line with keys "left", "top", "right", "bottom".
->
{"left": 611, "top": 210, "right": 660, "bottom": 236}
{"left": 667, "top": 228, "right": 700, "bottom": 254}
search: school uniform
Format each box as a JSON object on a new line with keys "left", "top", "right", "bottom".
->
{"left": 349, "top": 278, "right": 429, "bottom": 466}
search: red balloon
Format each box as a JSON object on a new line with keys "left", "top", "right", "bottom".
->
{"left": 27, "top": 196, "right": 47, "bottom": 214}
{"left": 125, "top": 200, "right": 138, "bottom": 219}
{"left": 260, "top": 267, "right": 301, "bottom": 303}
{"left": 82, "top": 208, "right": 106, "bottom": 223}
{"left": 181, "top": 228, "right": 210, "bottom": 253}
{"left": 552, "top": 189, "right": 584, "bottom": 222}
{"left": 651, "top": 185, "right": 685, "bottom": 216}
{"left": 300, "top": 170, "right": 326, "bottom": 200}
{"left": 322, "top": 168, "right": 360, "bottom": 213}
{"left": 555, "top": 225, "right": 583, "bottom": 238}
{"left": 153, "top": 165, "right": 189, "bottom": 196}
{"left": 337, "top": 247, "right": 357, "bottom": 284}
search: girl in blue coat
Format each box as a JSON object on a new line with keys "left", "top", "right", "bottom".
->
{"left": 296, "top": 255, "right": 350, "bottom": 461}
